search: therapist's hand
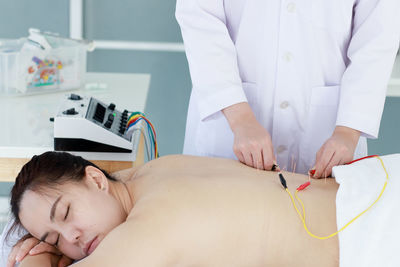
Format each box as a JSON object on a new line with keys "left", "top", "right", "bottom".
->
{"left": 312, "top": 126, "right": 360, "bottom": 178}
{"left": 223, "top": 102, "right": 276, "bottom": 170}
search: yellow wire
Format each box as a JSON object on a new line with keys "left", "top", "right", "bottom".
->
{"left": 294, "top": 190, "right": 306, "bottom": 220}
{"left": 286, "top": 155, "right": 389, "bottom": 240}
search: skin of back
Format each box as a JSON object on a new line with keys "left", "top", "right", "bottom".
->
{"left": 74, "top": 155, "right": 339, "bottom": 267}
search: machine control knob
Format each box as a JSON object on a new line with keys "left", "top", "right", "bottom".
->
{"left": 108, "top": 103, "right": 116, "bottom": 110}
{"left": 104, "top": 120, "right": 113, "bottom": 128}
{"left": 69, "top": 94, "right": 82, "bottom": 100}
{"left": 63, "top": 108, "right": 78, "bottom": 115}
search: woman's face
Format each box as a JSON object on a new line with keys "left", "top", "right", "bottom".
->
{"left": 18, "top": 167, "right": 127, "bottom": 260}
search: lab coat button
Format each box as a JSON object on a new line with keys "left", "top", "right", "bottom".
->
{"left": 280, "top": 101, "right": 289, "bottom": 109}
{"left": 283, "top": 52, "right": 293, "bottom": 62}
{"left": 277, "top": 145, "right": 287, "bottom": 154}
{"left": 287, "top": 3, "right": 296, "bottom": 13}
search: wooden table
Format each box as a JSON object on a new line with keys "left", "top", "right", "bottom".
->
{"left": 0, "top": 135, "right": 145, "bottom": 182}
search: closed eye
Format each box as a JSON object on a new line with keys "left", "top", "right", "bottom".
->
{"left": 64, "top": 204, "right": 70, "bottom": 220}
{"left": 55, "top": 204, "right": 70, "bottom": 247}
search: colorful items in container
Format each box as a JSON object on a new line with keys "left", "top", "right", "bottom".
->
{"left": 27, "top": 56, "right": 64, "bottom": 88}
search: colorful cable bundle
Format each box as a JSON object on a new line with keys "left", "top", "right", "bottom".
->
{"left": 126, "top": 112, "right": 158, "bottom": 159}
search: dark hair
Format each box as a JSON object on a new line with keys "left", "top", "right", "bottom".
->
{"left": 5, "top": 151, "right": 116, "bottom": 243}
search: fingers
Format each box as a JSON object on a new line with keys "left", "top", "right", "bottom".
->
{"left": 236, "top": 146, "right": 275, "bottom": 171}
{"left": 234, "top": 146, "right": 254, "bottom": 168}
{"left": 7, "top": 238, "right": 38, "bottom": 267}
{"left": 262, "top": 147, "right": 275, "bottom": 171}
{"left": 233, "top": 145, "right": 252, "bottom": 166}
{"left": 312, "top": 127, "right": 361, "bottom": 178}
{"left": 58, "top": 255, "right": 74, "bottom": 267}
{"left": 7, "top": 237, "right": 63, "bottom": 267}
{"left": 15, "top": 238, "right": 40, "bottom": 262}
{"left": 235, "top": 150, "right": 245, "bottom": 165}
{"left": 234, "top": 143, "right": 256, "bottom": 169}
{"left": 248, "top": 143, "right": 274, "bottom": 170}
{"left": 321, "top": 152, "right": 343, "bottom": 178}
{"left": 30, "top": 241, "right": 61, "bottom": 256}
{"left": 254, "top": 150, "right": 264, "bottom": 170}
{"left": 242, "top": 150, "right": 254, "bottom": 168}
{"left": 6, "top": 242, "right": 21, "bottom": 267}
{"left": 313, "top": 146, "right": 335, "bottom": 178}
{"left": 6, "top": 255, "right": 16, "bottom": 267}
{"left": 231, "top": 118, "right": 275, "bottom": 170}
{"left": 313, "top": 132, "right": 359, "bottom": 178}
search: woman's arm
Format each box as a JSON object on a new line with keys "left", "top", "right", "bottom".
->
{"left": 70, "top": 219, "right": 173, "bottom": 267}
{"left": 17, "top": 250, "right": 72, "bottom": 267}
{"left": 18, "top": 253, "right": 60, "bottom": 267}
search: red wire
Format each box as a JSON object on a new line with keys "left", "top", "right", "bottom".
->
{"left": 346, "top": 155, "right": 379, "bottom": 165}
{"left": 308, "top": 155, "right": 379, "bottom": 176}
{"left": 142, "top": 117, "right": 157, "bottom": 139}
{"left": 127, "top": 115, "right": 158, "bottom": 157}
{"left": 127, "top": 116, "right": 157, "bottom": 139}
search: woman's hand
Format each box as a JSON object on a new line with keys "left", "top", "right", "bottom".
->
{"left": 56, "top": 254, "right": 74, "bottom": 267}
{"left": 7, "top": 236, "right": 65, "bottom": 267}
{"left": 223, "top": 102, "right": 277, "bottom": 170}
{"left": 312, "top": 126, "right": 360, "bottom": 178}
{"left": 17, "top": 253, "right": 73, "bottom": 267}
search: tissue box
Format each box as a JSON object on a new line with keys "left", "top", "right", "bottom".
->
{"left": 0, "top": 36, "right": 88, "bottom": 95}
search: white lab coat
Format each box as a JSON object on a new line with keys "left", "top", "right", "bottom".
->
{"left": 176, "top": 0, "right": 400, "bottom": 174}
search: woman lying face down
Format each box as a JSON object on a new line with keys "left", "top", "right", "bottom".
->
{"left": 7, "top": 151, "right": 340, "bottom": 267}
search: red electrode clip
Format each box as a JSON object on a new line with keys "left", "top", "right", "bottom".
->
{"left": 297, "top": 181, "right": 311, "bottom": 191}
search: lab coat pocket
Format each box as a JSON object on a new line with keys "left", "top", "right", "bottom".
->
{"left": 307, "top": 1, "right": 351, "bottom": 33}
{"left": 310, "top": 85, "right": 340, "bottom": 107}
{"left": 308, "top": 85, "right": 340, "bottom": 136}
{"left": 195, "top": 110, "right": 235, "bottom": 158}
{"left": 300, "top": 85, "right": 341, "bottom": 168}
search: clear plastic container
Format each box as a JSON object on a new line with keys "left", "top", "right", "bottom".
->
{"left": 0, "top": 36, "right": 89, "bottom": 96}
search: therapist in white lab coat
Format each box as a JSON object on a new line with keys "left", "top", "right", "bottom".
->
{"left": 176, "top": 0, "right": 400, "bottom": 177}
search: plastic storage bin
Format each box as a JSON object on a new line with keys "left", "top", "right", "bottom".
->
{"left": 0, "top": 35, "right": 89, "bottom": 96}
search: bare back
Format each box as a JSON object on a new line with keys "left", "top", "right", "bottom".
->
{"left": 75, "top": 155, "right": 339, "bottom": 267}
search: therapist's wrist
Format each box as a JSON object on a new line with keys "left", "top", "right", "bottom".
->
{"left": 222, "top": 102, "right": 257, "bottom": 132}
{"left": 333, "top": 126, "right": 360, "bottom": 144}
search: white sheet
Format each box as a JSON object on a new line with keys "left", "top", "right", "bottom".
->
{"left": 0, "top": 216, "right": 27, "bottom": 267}
{"left": 333, "top": 154, "right": 400, "bottom": 267}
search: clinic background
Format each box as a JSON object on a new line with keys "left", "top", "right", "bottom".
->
{"left": 0, "top": 0, "right": 399, "bottom": 231}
